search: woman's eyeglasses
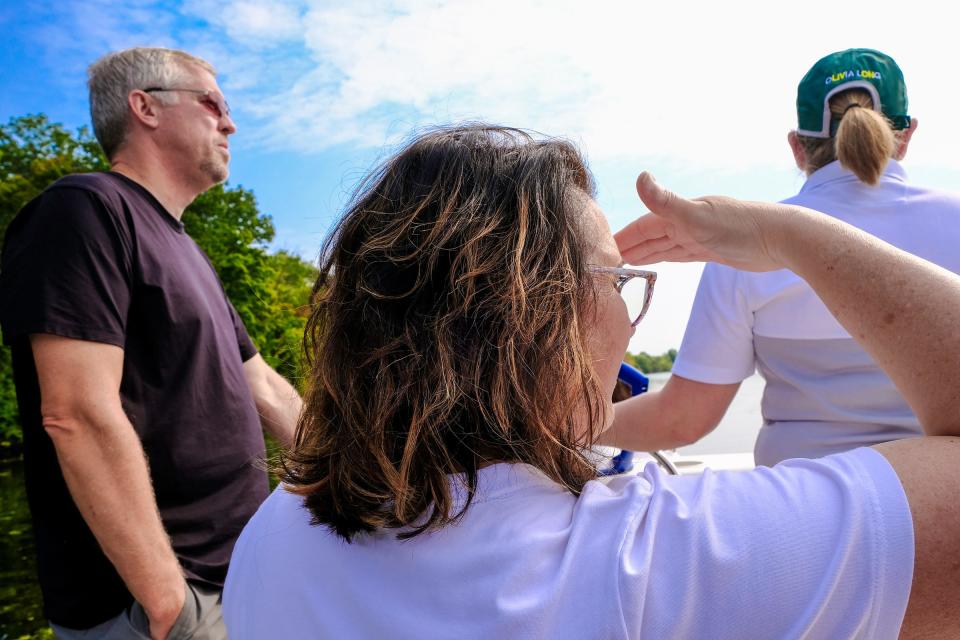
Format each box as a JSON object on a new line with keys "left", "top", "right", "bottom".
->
{"left": 589, "top": 266, "right": 657, "bottom": 327}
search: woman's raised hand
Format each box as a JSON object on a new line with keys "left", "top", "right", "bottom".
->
{"left": 615, "top": 172, "right": 793, "bottom": 272}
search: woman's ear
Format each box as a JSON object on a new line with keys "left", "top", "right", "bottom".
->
{"left": 787, "top": 130, "right": 807, "bottom": 173}
{"left": 894, "top": 117, "right": 918, "bottom": 161}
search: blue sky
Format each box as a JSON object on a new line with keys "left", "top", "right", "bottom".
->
{"left": 4, "top": 0, "right": 960, "bottom": 353}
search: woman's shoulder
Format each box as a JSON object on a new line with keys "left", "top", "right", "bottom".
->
{"left": 612, "top": 449, "right": 913, "bottom": 637}
{"left": 231, "top": 485, "right": 316, "bottom": 549}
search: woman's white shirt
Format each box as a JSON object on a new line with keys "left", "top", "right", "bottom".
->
{"left": 223, "top": 448, "right": 911, "bottom": 639}
{"left": 673, "top": 160, "right": 960, "bottom": 465}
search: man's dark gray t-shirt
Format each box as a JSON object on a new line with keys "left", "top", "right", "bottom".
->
{"left": 0, "top": 172, "right": 269, "bottom": 629}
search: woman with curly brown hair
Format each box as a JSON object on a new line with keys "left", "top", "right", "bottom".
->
{"left": 224, "top": 125, "right": 960, "bottom": 639}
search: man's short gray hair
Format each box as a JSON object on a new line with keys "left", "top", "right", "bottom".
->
{"left": 87, "top": 47, "right": 216, "bottom": 159}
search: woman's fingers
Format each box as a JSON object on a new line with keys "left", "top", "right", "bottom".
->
{"left": 617, "top": 177, "right": 712, "bottom": 265}
{"left": 635, "top": 172, "right": 699, "bottom": 224}
{"left": 624, "top": 173, "right": 787, "bottom": 271}
{"left": 616, "top": 230, "right": 684, "bottom": 265}
{"left": 626, "top": 247, "right": 703, "bottom": 264}
{"left": 612, "top": 214, "right": 658, "bottom": 247}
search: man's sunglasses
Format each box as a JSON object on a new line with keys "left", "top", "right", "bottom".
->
{"left": 143, "top": 87, "right": 231, "bottom": 119}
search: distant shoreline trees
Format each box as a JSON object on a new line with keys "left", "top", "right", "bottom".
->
{"left": 624, "top": 348, "right": 677, "bottom": 374}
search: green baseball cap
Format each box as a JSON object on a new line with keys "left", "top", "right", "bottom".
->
{"left": 796, "top": 48, "right": 910, "bottom": 138}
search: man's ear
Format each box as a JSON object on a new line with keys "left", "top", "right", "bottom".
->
{"left": 787, "top": 130, "right": 807, "bottom": 173}
{"left": 894, "top": 117, "right": 918, "bottom": 161}
{"left": 127, "top": 90, "right": 162, "bottom": 130}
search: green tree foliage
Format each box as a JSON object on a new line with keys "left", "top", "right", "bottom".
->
{"left": 0, "top": 114, "right": 316, "bottom": 453}
{"left": 0, "top": 114, "right": 110, "bottom": 232}
{"left": 624, "top": 348, "right": 677, "bottom": 374}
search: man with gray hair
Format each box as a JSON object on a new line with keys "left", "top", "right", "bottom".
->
{"left": 0, "top": 48, "right": 302, "bottom": 639}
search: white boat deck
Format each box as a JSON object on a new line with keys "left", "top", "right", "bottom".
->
{"left": 669, "top": 452, "right": 756, "bottom": 474}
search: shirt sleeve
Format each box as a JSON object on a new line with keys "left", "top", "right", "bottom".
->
{"left": 671, "top": 263, "right": 756, "bottom": 383}
{"left": 0, "top": 187, "right": 132, "bottom": 347}
{"left": 617, "top": 447, "right": 914, "bottom": 639}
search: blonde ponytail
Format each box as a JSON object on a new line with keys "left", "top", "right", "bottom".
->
{"left": 833, "top": 92, "right": 896, "bottom": 185}
{"left": 798, "top": 89, "right": 899, "bottom": 185}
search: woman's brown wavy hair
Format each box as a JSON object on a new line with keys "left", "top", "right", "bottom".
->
{"left": 280, "top": 125, "right": 605, "bottom": 541}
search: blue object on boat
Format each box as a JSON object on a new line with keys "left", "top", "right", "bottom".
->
{"left": 598, "top": 363, "right": 649, "bottom": 476}
{"left": 617, "top": 362, "right": 649, "bottom": 396}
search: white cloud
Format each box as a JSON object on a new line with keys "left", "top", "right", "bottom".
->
{"left": 183, "top": 0, "right": 306, "bottom": 44}
{"left": 33, "top": 0, "right": 960, "bottom": 174}
{"left": 206, "top": 0, "right": 960, "bottom": 178}
{"left": 46, "top": 0, "right": 953, "bottom": 177}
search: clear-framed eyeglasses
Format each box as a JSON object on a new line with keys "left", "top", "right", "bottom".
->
{"left": 589, "top": 266, "right": 657, "bottom": 327}
{"left": 143, "top": 87, "right": 232, "bottom": 120}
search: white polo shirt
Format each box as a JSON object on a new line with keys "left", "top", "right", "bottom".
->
{"left": 223, "top": 448, "right": 912, "bottom": 639}
{"left": 672, "top": 160, "right": 960, "bottom": 465}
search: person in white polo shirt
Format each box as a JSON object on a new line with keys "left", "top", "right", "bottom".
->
{"left": 607, "top": 48, "right": 960, "bottom": 467}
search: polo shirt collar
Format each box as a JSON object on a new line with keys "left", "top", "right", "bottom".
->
{"left": 799, "top": 159, "right": 908, "bottom": 195}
